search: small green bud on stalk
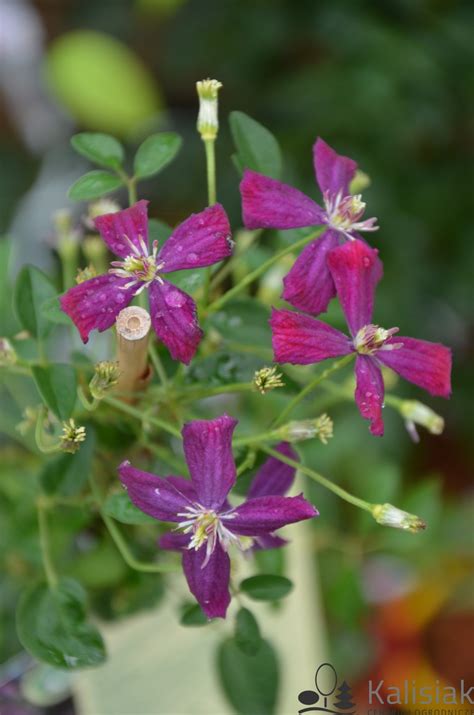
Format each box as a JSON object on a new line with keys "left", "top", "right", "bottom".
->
{"left": 400, "top": 400, "right": 444, "bottom": 442}
{"left": 60, "top": 419, "right": 86, "bottom": 454}
{"left": 85, "top": 198, "right": 120, "bottom": 229}
{"left": 279, "top": 414, "right": 334, "bottom": 444}
{"left": 349, "top": 169, "right": 371, "bottom": 195}
{"left": 196, "top": 79, "right": 222, "bottom": 141}
{"left": 83, "top": 235, "right": 108, "bottom": 274}
{"left": 253, "top": 366, "right": 285, "bottom": 395}
{"left": 0, "top": 338, "right": 17, "bottom": 367}
{"left": 89, "top": 361, "right": 121, "bottom": 399}
{"left": 372, "top": 503, "right": 426, "bottom": 533}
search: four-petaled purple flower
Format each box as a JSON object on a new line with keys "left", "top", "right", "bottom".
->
{"left": 60, "top": 200, "right": 232, "bottom": 364}
{"left": 240, "top": 137, "right": 379, "bottom": 316}
{"left": 118, "top": 417, "right": 317, "bottom": 618}
{"left": 271, "top": 239, "right": 452, "bottom": 437}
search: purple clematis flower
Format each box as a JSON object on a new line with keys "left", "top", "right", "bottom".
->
{"left": 240, "top": 137, "right": 379, "bottom": 315}
{"left": 271, "top": 240, "right": 452, "bottom": 437}
{"left": 118, "top": 417, "right": 317, "bottom": 618}
{"left": 60, "top": 200, "right": 232, "bottom": 364}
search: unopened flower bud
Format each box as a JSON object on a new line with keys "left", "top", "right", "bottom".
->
{"left": 253, "top": 366, "right": 285, "bottom": 395}
{"left": 280, "top": 414, "right": 334, "bottom": 444}
{"left": 196, "top": 78, "right": 222, "bottom": 140}
{"left": 76, "top": 264, "right": 97, "bottom": 284}
{"left": 400, "top": 400, "right": 444, "bottom": 443}
{"left": 53, "top": 208, "right": 73, "bottom": 237}
{"left": 89, "top": 361, "right": 121, "bottom": 399}
{"left": 349, "top": 169, "right": 371, "bottom": 195}
{"left": 85, "top": 198, "right": 121, "bottom": 229}
{"left": 372, "top": 503, "right": 426, "bottom": 533}
{"left": 60, "top": 419, "right": 86, "bottom": 454}
{"left": 83, "top": 235, "right": 107, "bottom": 273}
{"left": 0, "top": 338, "right": 17, "bottom": 367}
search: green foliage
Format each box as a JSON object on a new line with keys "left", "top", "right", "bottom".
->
{"left": 229, "top": 111, "right": 283, "bottom": 179}
{"left": 208, "top": 297, "right": 271, "bottom": 347}
{"left": 14, "top": 266, "right": 57, "bottom": 339}
{"left": 68, "top": 170, "right": 123, "bottom": 201}
{"left": 16, "top": 578, "right": 106, "bottom": 670}
{"left": 71, "top": 133, "right": 125, "bottom": 169}
{"left": 40, "top": 430, "right": 95, "bottom": 496}
{"left": 180, "top": 603, "right": 209, "bottom": 626}
{"left": 134, "top": 132, "right": 182, "bottom": 178}
{"left": 31, "top": 364, "right": 77, "bottom": 420}
{"left": 104, "top": 492, "right": 156, "bottom": 525}
{"left": 240, "top": 574, "right": 293, "bottom": 601}
{"left": 234, "top": 607, "right": 262, "bottom": 655}
{"left": 41, "top": 295, "right": 71, "bottom": 326}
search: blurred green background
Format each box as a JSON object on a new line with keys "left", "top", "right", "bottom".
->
{"left": 0, "top": 0, "right": 473, "bottom": 712}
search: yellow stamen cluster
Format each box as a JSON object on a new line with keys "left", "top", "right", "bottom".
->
{"left": 76, "top": 264, "right": 97, "bottom": 284}
{"left": 60, "top": 419, "right": 86, "bottom": 454}
{"left": 253, "top": 366, "right": 285, "bottom": 395}
{"left": 0, "top": 338, "right": 17, "bottom": 367}
{"left": 89, "top": 361, "right": 121, "bottom": 399}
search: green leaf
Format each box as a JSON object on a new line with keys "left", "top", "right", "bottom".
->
{"left": 40, "top": 429, "right": 95, "bottom": 496}
{"left": 234, "top": 608, "right": 262, "bottom": 656}
{"left": 254, "top": 548, "right": 286, "bottom": 577}
{"left": 164, "top": 269, "right": 206, "bottom": 296}
{"left": 68, "top": 171, "right": 123, "bottom": 201}
{"left": 16, "top": 578, "right": 106, "bottom": 670}
{"left": 208, "top": 297, "right": 272, "bottom": 348}
{"left": 240, "top": 574, "right": 293, "bottom": 601}
{"left": 31, "top": 364, "right": 77, "bottom": 420}
{"left": 217, "top": 637, "right": 279, "bottom": 715}
{"left": 103, "top": 492, "right": 155, "bottom": 525}
{"left": 148, "top": 218, "right": 172, "bottom": 245}
{"left": 71, "top": 133, "right": 124, "bottom": 169}
{"left": 41, "top": 294, "right": 71, "bottom": 325}
{"left": 229, "top": 111, "right": 283, "bottom": 179}
{"left": 186, "top": 351, "right": 262, "bottom": 388}
{"left": 14, "top": 265, "right": 57, "bottom": 339}
{"left": 133, "top": 132, "right": 182, "bottom": 179}
{"left": 180, "top": 603, "right": 208, "bottom": 627}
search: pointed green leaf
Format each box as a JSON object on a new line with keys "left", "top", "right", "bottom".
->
{"left": 235, "top": 608, "right": 262, "bottom": 656}
{"left": 41, "top": 294, "right": 71, "bottom": 325}
{"left": 229, "top": 111, "right": 282, "bottom": 179}
{"left": 240, "top": 574, "right": 293, "bottom": 601}
{"left": 14, "top": 265, "right": 57, "bottom": 339}
{"left": 180, "top": 603, "right": 209, "bottom": 627}
{"left": 133, "top": 132, "right": 182, "bottom": 179}
{"left": 31, "top": 364, "right": 77, "bottom": 420}
{"left": 103, "top": 492, "right": 155, "bottom": 525}
{"left": 68, "top": 171, "right": 123, "bottom": 201}
{"left": 71, "top": 133, "right": 124, "bottom": 169}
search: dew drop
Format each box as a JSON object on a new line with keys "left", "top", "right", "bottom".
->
{"left": 165, "top": 290, "right": 186, "bottom": 308}
{"left": 154, "top": 488, "right": 161, "bottom": 495}
{"left": 362, "top": 256, "right": 371, "bottom": 268}
{"left": 187, "top": 252, "right": 198, "bottom": 263}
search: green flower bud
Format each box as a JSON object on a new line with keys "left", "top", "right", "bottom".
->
{"left": 196, "top": 78, "right": 222, "bottom": 140}
{"left": 280, "top": 414, "right": 333, "bottom": 444}
{"left": 60, "top": 419, "right": 86, "bottom": 454}
{"left": 253, "top": 366, "right": 285, "bottom": 395}
{"left": 89, "top": 361, "right": 121, "bottom": 399}
{"left": 372, "top": 503, "right": 426, "bottom": 533}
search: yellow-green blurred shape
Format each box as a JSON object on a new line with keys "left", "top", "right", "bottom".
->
{"left": 45, "top": 31, "right": 162, "bottom": 136}
{"left": 137, "top": 0, "right": 188, "bottom": 16}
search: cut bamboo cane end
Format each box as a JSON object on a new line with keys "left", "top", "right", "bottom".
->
{"left": 116, "top": 306, "right": 151, "bottom": 342}
{"left": 115, "top": 306, "right": 152, "bottom": 399}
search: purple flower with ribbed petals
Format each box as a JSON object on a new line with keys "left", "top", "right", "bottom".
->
{"left": 271, "top": 239, "right": 452, "bottom": 437}
{"left": 118, "top": 417, "right": 317, "bottom": 619}
{"left": 240, "top": 137, "right": 379, "bottom": 316}
{"left": 60, "top": 200, "right": 232, "bottom": 364}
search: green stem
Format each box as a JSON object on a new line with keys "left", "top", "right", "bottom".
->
{"left": 206, "top": 228, "right": 323, "bottom": 315}
{"left": 204, "top": 138, "right": 217, "bottom": 205}
{"left": 77, "top": 386, "right": 99, "bottom": 412}
{"left": 273, "top": 354, "right": 356, "bottom": 427}
{"left": 233, "top": 427, "right": 280, "bottom": 448}
{"left": 261, "top": 445, "right": 372, "bottom": 513}
{"left": 236, "top": 448, "right": 257, "bottom": 477}
{"left": 127, "top": 179, "right": 137, "bottom": 206}
{"left": 35, "top": 409, "right": 61, "bottom": 454}
{"left": 149, "top": 342, "right": 168, "bottom": 386}
{"left": 178, "top": 381, "right": 254, "bottom": 402}
{"left": 37, "top": 500, "right": 59, "bottom": 588}
{"left": 102, "top": 394, "right": 181, "bottom": 439}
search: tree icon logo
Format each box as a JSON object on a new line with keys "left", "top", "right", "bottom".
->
{"left": 297, "top": 663, "right": 356, "bottom": 714}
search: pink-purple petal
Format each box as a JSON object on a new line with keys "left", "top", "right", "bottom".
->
{"left": 159, "top": 532, "right": 190, "bottom": 551}
{"left": 282, "top": 229, "right": 339, "bottom": 315}
{"left": 227, "top": 494, "right": 318, "bottom": 536}
{"left": 240, "top": 169, "right": 325, "bottom": 230}
{"left": 182, "top": 415, "right": 238, "bottom": 510}
{"left": 377, "top": 337, "right": 452, "bottom": 398}
{"left": 94, "top": 200, "right": 149, "bottom": 258}
{"left": 254, "top": 533, "right": 288, "bottom": 550}
{"left": 248, "top": 442, "right": 297, "bottom": 499}
{"left": 313, "top": 137, "right": 358, "bottom": 197}
{"left": 60, "top": 274, "right": 136, "bottom": 343}
{"left": 354, "top": 355, "right": 385, "bottom": 436}
{"left": 118, "top": 462, "right": 192, "bottom": 522}
{"left": 270, "top": 308, "right": 352, "bottom": 365}
{"left": 182, "top": 543, "right": 231, "bottom": 619}
{"left": 148, "top": 280, "right": 203, "bottom": 365}
{"left": 327, "top": 238, "right": 383, "bottom": 336}
{"left": 158, "top": 204, "right": 232, "bottom": 273}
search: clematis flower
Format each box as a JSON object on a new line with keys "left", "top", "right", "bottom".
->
{"left": 60, "top": 200, "right": 232, "bottom": 364}
{"left": 240, "top": 138, "right": 379, "bottom": 315}
{"left": 271, "top": 240, "right": 451, "bottom": 437}
{"left": 118, "top": 417, "right": 317, "bottom": 618}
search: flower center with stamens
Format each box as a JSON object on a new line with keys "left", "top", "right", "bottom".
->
{"left": 177, "top": 504, "right": 242, "bottom": 568}
{"left": 324, "top": 190, "right": 379, "bottom": 239}
{"left": 109, "top": 236, "right": 165, "bottom": 293}
{"left": 354, "top": 324, "right": 402, "bottom": 355}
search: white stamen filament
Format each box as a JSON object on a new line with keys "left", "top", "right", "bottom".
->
{"left": 176, "top": 504, "right": 243, "bottom": 568}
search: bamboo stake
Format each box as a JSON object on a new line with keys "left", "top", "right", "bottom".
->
{"left": 115, "top": 306, "right": 152, "bottom": 399}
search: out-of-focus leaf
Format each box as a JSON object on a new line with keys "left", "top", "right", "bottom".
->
{"left": 208, "top": 297, "right": 271, "bottom": 347}
{"left": 180, "top": 603, "right": 208, "bottom": 626}
{"left": 234, "top": 607, "right": 262, "bottom": 655}
{"left": 40, "top": 429, "right": 95, "bottom": 496}
{"left": 68, "top": 540, "right": 126, "bottom": 589}
{"left": 148, "top": 218, "right": 172, "bottom": 245}
{"left": 31, "top": 364, "right": 77, "bottom": 420}
{"left": 71, "top": 133, "right": 124, "bottom": 169}
{"left": 16, "top": 578, "right": 106, "bottom": 669}
{"left": 229, "top": 111, "right": 282, "bottom": 179}
{"left": 14, "top": 266, "right": 57, "bottom": 339}
{"left": 165, "top": 268, "right": 206, "bottom": 295}
{"left": 103, "top": 492, "right": 155, "bottom": 525}
{"left": 68, "top": 171, "right": 123, "bottom": 201}
{"left": 41, "top": 295, "right": 71, "bottom": 325}
{"left": 217, "top": 637, "right": 279, "bottom": 715}
{"left": 185, "top": 351, "right": 262, "bottom": 387}
{"left": 20, "top": 663, "right": 73, "bottom": 708}
{"left": 254, "top": 548, "right": 285, "bottom": 577}
{"left": 326, "top": 562, "right": 366, "bottom": 627}
{"left": 133, "top": 132, "right": 182, "bottom": 179}
{"left": 240, "top": 574, "right": 292, "bottom": 601}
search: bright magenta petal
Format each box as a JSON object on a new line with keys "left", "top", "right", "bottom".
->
{"left": 228, "top": 494, "right": 318, "bottom": 536}
{"left": 282, "top": 229, "right": 339, "bottom": 314}
{"left": 354, "top": 355, "right": 385, "bottom": 436}
{"left": 271, "top": 308, "right": 352, "bottom": 365}
{"left": 240, "top": 169, "right": 324, "bottom": 229}
{"left": 377, "top": 337, "right": 452, "bottom": 397}
{"left": 158, "top": 204, "right": 232, "bottom": 273}
{"left": 118, "top": 462, "right": 192, "bottom": 522}
{"left": 60, "top": 274, "right": 135, "bottom": 343}
{"left": 148, "top": 280, "right": 203, "bottom": 364}
{"left": 313, "top": 137, "right": 357, "bottom": 196}
{"left": 182, "top": 415, "right": 238, "bottom": 510}
{"left": 248, "top": 442, "right": 297, "bottom": 499}
{"left": 182, "top": 543, "right": 231, "bottom": 619}
{"left": 327, "top": 238, "right": 383, "bottom": 336}
{"left": 94, "top": 200, "right": 149, "bottom": 258}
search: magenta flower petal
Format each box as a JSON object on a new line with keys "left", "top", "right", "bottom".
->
{"left": 159, "top": 532, "right": 190, "bottom": 551}
{"left": 282, "top": 229, "right": 339, "bottom": 314}
{"left": 182, "top": 543, "right": 231, "bottom": 619}
{"left": 158, "top": 204, "right": 232, "bottom": 273}
{"left": 271, "top": 308, "right": 352, "bottom": 365}
{"left": 327, "top": 238, "right": 383, "bottom": 336}
{"left": 228, "top": 494, "right": 318, "bottom": 536}
{"left": 165, "top": 476, "right": 198, "bottom": 501}
{"left": 148, "top": 280, "right": 203, "bottom": 365}
{"left": 248, "top": 442, "right": 297, "bottom": 499}
{"left": 182, "top": 415, "right": 238, "bottom": 510}
{"left": 354, "top": 355, "right": 385, "bottom": 436}
{"left": 118, "top": 462, "right": 192, "bottom": 522}
{"left": 313, "top": 137, "right": 358, "bottom": 196}
{"left": 60, "top": 274, "right": 136, "bottom": 343}
{"left": 240, "top": 169, "right": 324, "bottom": 229}
{"left": 254, "top": 533, "right": 288, "bottom": 550}
{"left": 377, "top": 337, "right": 452, "bottom": 397}
{"left": 94, "top": 200, "right": 149, "bottom": 258}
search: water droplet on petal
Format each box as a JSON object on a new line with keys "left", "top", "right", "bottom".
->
{"left": 362, "top": 256, "right": 371, "bottom": 268}
{"left": 187, "top": 252, "right": 198, "bottom": 263}
{"left": 165, "top": 290, "right": 186, "bottom": 308}
{"left": 154, "top": 488, "right": 160, "bottom": 495}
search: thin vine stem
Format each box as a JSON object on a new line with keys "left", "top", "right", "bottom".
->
{"left": 149, "top": 342, "right": 168, "bottom": 386}
{"left": 102, "top": 394, "right": 181, "bottom": 439}
{"left": 37, "top": 500, "right": 59, "bottom": 588}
